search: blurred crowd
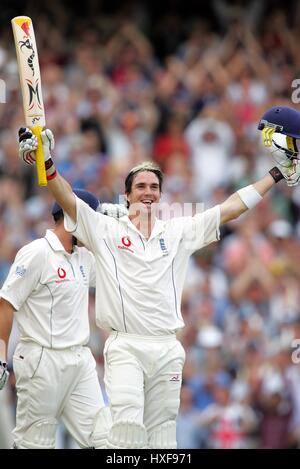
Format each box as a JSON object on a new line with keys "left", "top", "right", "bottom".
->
{"left": 1, "top": 0, "right": 300, "bottom": 448}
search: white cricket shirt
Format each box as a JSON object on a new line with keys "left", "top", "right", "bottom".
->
{"left": 0, "top": 230, "right": 95, "bottom": 348}
{"left": 64, "top": 197, "right": 220, "bottom": 336}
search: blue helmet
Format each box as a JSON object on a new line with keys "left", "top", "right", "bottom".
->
{"left": 52, "top": 189, "right": 99, "bottom": 219}
{"left": 258, "top": 105, "right": 300, "bottom": 138}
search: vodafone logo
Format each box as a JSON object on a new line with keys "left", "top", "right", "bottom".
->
{"left": 122, "top": 236, "right": 132, "bottom": 247}
{"left": 57, "top": 267, "right": 66, "bottom": 279}
{"left": 118, "top": 236, "right": 134, "bottom": 253}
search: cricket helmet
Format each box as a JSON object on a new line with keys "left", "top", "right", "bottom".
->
{"left": 258, "top": 106, "right": 300, "bottom": 161}
{"left": 52, "top": 189, "right": 99, "bottom": 218}
{"left": 258, "top": 106, "right": 300, "bottom": 138}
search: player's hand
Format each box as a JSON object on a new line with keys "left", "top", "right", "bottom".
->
{"left": 18, "top": 127, "right": 55, "bottom": 165}
{"left": 278, "top": 159, "right": 300, "bottom": 186}
{"left": 41, "top": 129, "right": 55, "bottom": 161}
{"left": 0, "top": 361, "right": 9, "bottom": 391}
{"left": 100, "top": 203, "right": 128, "bottom": 219}
{"left": 18, "top": 127, "right": 37, "bottom": 164}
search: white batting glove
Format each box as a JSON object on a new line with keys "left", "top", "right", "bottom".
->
{"left": 0, "top": 361, "right": 9, "bottom": 390}
{"left": 18, "top": 127, "right": 55, "bottom": 165}
{"left": 18, "top": 127, "right": 38, "bottom": 164}
{"left": 100, "top": 203, "right": 128, "bottom": 219}
{"left": 278, "top": 159, "right": 300, "bottom": 186}
{"left": 41, "top": 129, "right": 55, "bottom": 161}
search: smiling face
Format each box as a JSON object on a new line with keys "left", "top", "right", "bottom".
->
{"left": 126, "top": 170, "right": 161, "bottom": 217}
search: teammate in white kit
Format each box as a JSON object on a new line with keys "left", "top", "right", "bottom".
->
{"left": 0, "top": 189, "right": 113, "bottom": 449}
{"left": 16, "top": 106, "right": 300, "bottom": 448}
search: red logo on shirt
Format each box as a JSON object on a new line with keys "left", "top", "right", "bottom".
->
{"left": 122, "top": 236, "right": 131, "bottom": 247}
{"left": 57, "top": 268, "right": 66, "bottom": 279}
{"left": 118, "top": 236, "right": 134, "bottom": 253}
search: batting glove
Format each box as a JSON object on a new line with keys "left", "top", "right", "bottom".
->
{"left": 0, "top": 361, "right": 9, "bottom": 391}
{"left": 18, "top": 127, "right": 38, "bottom": 164}
{"left": 278, "top": 159, "right": 300, "bottom": 186}
{"left": 18, "top": 127, "right": 54, "bottom": 164}
{"left": 100, "top": 203, "right": 128, "bottom": 219}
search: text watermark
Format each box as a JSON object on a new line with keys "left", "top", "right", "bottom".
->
{"left": 0, "top": 79, "right": 6, "bottom": 103}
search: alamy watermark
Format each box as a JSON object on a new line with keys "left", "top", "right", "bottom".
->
{"left": 95, "top": 200, "right": 213, "bottom": 249}
{"left": 0, "top": 79, "right": 6, "bottom": 103}
{"left": 291, "top": 79, "right": 300, "bottom": 103}
{"left": 291, "top": 339, "right": 300, "bottom": 364}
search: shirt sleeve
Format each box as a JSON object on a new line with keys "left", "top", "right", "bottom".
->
{"left": 64, "top": 196, "right": 115, "bottom": 252}
{"left": 0, "top": 242, "right": 44, "bottom": 311}
{"left": 182, "top": 205, "right": 220, "bottom": 253}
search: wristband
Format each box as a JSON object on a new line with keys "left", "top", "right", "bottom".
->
{"left": 45, "top": 158, "right": 54, "bottom": 170}
{"left": 45, "top": 157, "right": 57, "bottom": 181}
{"left": 269, "top": 166, "right": 284, "bottom": 183}
{"left": 46, "top": 170, "right": 57, "bottom": 181}
{"left": 237, "top": 184, "right": 263, "bottom": 209}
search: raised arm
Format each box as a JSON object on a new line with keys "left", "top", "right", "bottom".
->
{"left": 19, "top": 128, "right": 76, "bottom": 221}
{"left": 220, "top": 156, "right": 300, "bottom": 224}
{"left": 220, "top": 174, "right": 275, "bottom": 224}
{"left": 18, "top": 128, "right": 129, "bottom": 223}
{"left": 47, "top": 172, "right": 76, "bottom": 222}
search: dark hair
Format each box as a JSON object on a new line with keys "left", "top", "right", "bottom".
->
{"left": 125, "top": 162, "right": 163, "bottom": 208}
{"left": 53, "top": 211, "right": 64, "bottom": 223}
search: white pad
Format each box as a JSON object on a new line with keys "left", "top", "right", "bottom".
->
{"left": 148, "top": 421, "right": 177, "bottom": 449}
{"left": 16, "top": 419, "right": 57, "bottom": 449}
{"left": 107, "top": 420, "right": 147, "bottom": 449}
{"left": 91, "top": 406, "right": 112, "bottom": 449}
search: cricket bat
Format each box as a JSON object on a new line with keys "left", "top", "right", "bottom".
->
{"left": 11, "top": 16, "right": 47, "bottom": 186}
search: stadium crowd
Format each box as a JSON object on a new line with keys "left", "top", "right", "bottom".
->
{"left": 1, "top": 0, "right": 300, "bottom": 448}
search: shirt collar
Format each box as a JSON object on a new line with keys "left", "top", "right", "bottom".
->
{"left": 44, "top": 229, "right": 73, "bottom": 253}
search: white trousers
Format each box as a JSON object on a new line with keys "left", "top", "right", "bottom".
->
{"left": 0, "top": 385, "right": 14, "bottom": 448}
{"left": 13, "top": 341, "right": 106, "bottom": 448}
{"left": 104, "top": 332, "right": 185, "bottom": 442}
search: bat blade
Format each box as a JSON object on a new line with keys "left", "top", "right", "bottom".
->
{"left": 11, "top": 16, "right": 47, "bottom": 186}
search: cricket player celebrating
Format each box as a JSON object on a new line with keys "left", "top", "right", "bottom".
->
{"left": 0, "top": 188, "right": 129, "bottom": 448}
{"left": 16, "top": 105, "right": 300, "bottom": 448}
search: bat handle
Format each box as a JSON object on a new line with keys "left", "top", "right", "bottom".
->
{"left": 31, "top": 126, "right": 47, "bottom": 186}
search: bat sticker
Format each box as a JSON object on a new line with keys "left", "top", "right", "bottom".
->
{"left": 19, "top": 38, "right": 36, "bottom": 76}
